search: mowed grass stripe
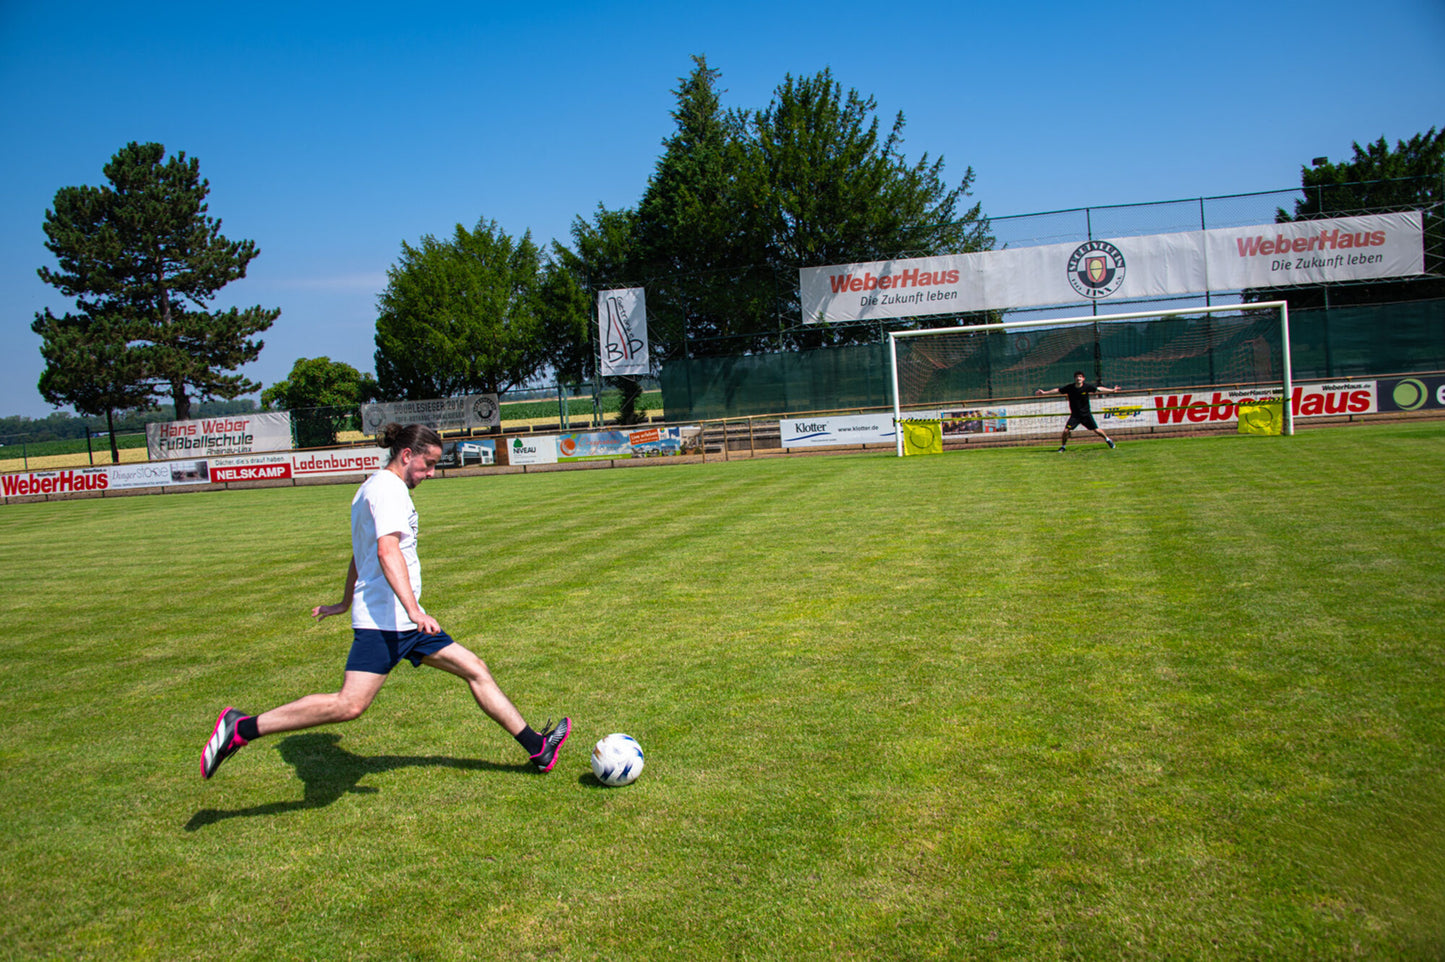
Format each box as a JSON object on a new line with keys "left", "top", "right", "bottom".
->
{"left": 0, "top": 421, "right": 1441, "bottom": 959}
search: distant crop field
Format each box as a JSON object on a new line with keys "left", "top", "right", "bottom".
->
{"left": 2, "top": 421, "right": 1442, "bottom": 960}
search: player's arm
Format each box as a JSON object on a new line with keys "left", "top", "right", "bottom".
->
{"left": 1098, "top": 384, "right": 1123, "bottom": 394}
{"left": 1034, "top": 387, "right": 1061, "bottom": 396}
{"left": 312, "top": 557, "right": 357, "bottom": 621}
{"left": 376, "top": 532, "right": 440, "bottom": 634}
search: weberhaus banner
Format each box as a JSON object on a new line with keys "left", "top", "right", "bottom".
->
{"left": 800, "top": 211, "right": 1425, "bottom": 323}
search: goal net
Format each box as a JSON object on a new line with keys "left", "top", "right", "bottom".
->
{"left": 888, "top": 301, "right": 1294, "bottom": 451}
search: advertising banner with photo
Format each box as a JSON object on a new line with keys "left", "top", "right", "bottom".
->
{"left": 360, "top": 395, "right": 500, "bottom": 435}
{"left": 439, "top": 439, "right": 496, "bottom": 468}
{"left": 800, "top": 211, "right": 1425, "bottom": 323}
{"left": 556, "top": 426, "right": 700, "bottom": 462}
{"left": 598, "top": 288, "right": 650, "bottom": 377}
{"left": 145, "top": 412, "right": 293, "bottom": 461}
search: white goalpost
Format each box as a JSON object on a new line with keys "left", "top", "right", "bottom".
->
{"left": 888, "top": 301, "right": 1294, "bottom": 456}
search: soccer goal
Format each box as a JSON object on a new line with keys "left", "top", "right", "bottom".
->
{"left": 888, "top": 301, "right": 1294, "bottom": 454}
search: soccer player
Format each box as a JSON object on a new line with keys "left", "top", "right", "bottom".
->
{"left": 201, "top": 422, "right": 570, "bottom": 779}
{"left": 1035, "top": 371, "right": 1122, "bottom": 452}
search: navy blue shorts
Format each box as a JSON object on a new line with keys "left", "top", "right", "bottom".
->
{"left": 346, "top": 628, "right": 456, "bottom": 674}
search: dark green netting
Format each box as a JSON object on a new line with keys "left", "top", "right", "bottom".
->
{"left": 660, "top": 299, "right": 1445, "bottom": 420}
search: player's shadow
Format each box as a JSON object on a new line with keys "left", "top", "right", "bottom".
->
{"left": 185, "top": 732, "right": 530, "bottom": 831}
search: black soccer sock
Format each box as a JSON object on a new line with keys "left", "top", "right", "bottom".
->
{"left": 515, "top": 727, "right": 544, "bottom": 756}
{"left": 237, "top": 716, "right": 261, "bottom": 742}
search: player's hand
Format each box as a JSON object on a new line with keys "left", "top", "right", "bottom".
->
{"left": 414, "top": 612, "right": 441, "bottom": 635}
{"left": 312, "top": 603, "right": 347, "bottom": 621}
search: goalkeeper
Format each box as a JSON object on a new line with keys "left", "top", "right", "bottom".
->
{"left": 1035, "top": 372, "right": 1121, "bottom": 452}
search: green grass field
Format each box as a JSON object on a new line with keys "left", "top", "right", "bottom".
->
{"left": 2, "top": 422, "right": 1442, "bottom": 960}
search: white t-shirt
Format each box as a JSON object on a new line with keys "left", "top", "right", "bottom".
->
{"left": 350, "top": 469, "right": 423, "bottom": 630}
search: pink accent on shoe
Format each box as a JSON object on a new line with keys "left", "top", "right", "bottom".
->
{"left": 530, "top": 721, "right": 571, "bottom": 773}
{"left": 200, "top": 707, "right": 248, "bottom": 779}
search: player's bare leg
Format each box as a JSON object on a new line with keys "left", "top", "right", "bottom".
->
{"left": 422, "top": 642, "right": 528, "bottom": 736}
{"left": 253, "top": 670, "right": 389, "bottom": 736}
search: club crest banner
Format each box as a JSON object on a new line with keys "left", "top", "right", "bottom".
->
{"left": 360, "top": 395, "right": 500, "bottom": 434}
{"left": 599, "top": 288, "right": 649, "bottom": 377}
{"left": 800, "top": 211, "right": 1424, "bottom": 323}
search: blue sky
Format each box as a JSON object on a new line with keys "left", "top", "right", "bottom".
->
{"left": 2, "top": 0, "right": 1441, "bottom": 420}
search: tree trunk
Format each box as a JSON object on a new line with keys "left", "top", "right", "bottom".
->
{"left": 172, "top": 382, "right": 192, "bottom": 422}
{"left": 106, "top": 409, "right": 119, "bottom": 464}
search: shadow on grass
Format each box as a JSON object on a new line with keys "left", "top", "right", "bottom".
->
{"left": 185, "top": 732, "right": 532, "bottom": 831}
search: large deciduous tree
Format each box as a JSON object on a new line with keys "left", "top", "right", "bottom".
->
{"left": 373, "top": 218, "right": 561, "bottom": 400}
{"left": 740, "top": 66, "right": 992, "bottom": 348}
{"left": 568, "top": 56, "right": 994, "bottom": 361}
{"left": 261, "top": 356, "right": 380, "bottom": 447}
{"left": 33, "top": 141, "right": 279, "bottom": 421}
{"left": 1265, "top": 128, "right": 1445, "bottom": 307}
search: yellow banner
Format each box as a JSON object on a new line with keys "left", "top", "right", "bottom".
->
{"left": 901, "top": 420, "right": 943, "bottom": 456}
{"left": 1236, "top": 401, "right": 1283, "bottom": 436}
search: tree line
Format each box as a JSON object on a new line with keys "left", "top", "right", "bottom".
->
{"left": 0, "top": 400, "right": 258, "bottom": 446}
{"left": 31, "top": 57, "right": 990, "bottom": 450}
{"left": 30, "top": 54, "right": 1443, "bottom": 456}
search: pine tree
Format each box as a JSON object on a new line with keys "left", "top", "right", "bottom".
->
{"left": 34, "top": 142, "right": 278, "bottom": 421}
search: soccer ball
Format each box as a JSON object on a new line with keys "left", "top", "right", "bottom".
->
{"left": 590, "top": 732, "right": 644, "bottom": 786}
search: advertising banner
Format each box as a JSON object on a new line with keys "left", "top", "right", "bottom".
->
{"left": 507, "top": 435, "right": 559, "bottom": 466}
{"left": 598, "top": 288, "right": 649, "bottom": 377}
{"left": 106, "top": 462, "right": 183, "bottom": 490}
{"left": 931, "top": 382, "right": 1378, "bottom": 439}
{"left": 800, "top": 211, "right": 1424, "bottom": 323}
{"left": 1375, "top": 374, "right": 1445, "bottom": 412}
{"left": 556, "top": 426, "right": 699, "bottom": 462}
{"left": 780, "top": 413, "right": 896, "bottom": 448}
{"left": 1204, "top": 211, "right": 1422, "bottom": 289}
{"left": 940, "top": 408, "right": 1009, "bottom": 435}
{"left": 288, "top": 448, "right": 387, "bottom": 478}
{"left": 1, "top": 467, "right": 110, "bottom": 497}
{"left": 360, "top": 395, "right": 500, "bottom": 435}
{"left": 145, "top": 412, "right": 292, "bottom": 461}
{"left": 209, "top": 454, "right": 293, "bottom": 483}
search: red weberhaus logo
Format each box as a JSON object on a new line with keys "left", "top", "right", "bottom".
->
{"left": 1235, "top": 228, "right": 1386, "bottom": 258}
{"left": 828, "top": 267, "right": 961, "bottom": 293}
{"left": 1153, "top": 386, "right": 1371, "bottom": 424}
{"left": 2, "top": 469, "right": 109, "bottom": 496}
